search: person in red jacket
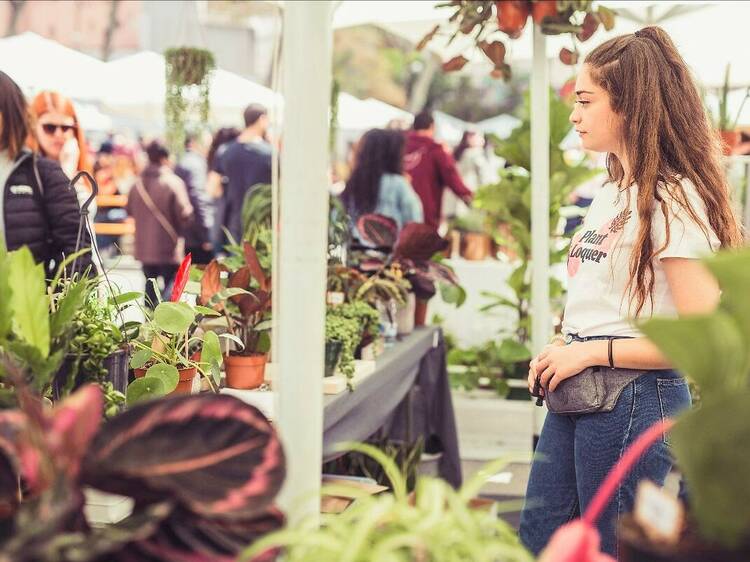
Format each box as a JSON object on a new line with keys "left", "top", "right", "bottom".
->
{"left": 403, "top": 111, "right": 473, "bottom": 229}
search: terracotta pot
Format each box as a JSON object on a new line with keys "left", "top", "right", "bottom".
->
{"left": 414, "top": 298, "right": 430, "bottom": 327}
{"left": 460, "top": 232, "right": 492, "bottom": 261}
{"left": 134, "top": 366, "right": 197, "bottom": 394}
{"left": 720, "top": 129, "right": 741, "bottom": 156}
{"left": 396, "top": 292, "right": 417, "bottom": 335}
{"left": 619, "top": 515, "right": 750, "bottom": 562}
{"left": 224, "top": 353, "right": 267, "bottom": 389}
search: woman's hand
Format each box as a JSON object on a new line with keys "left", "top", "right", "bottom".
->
{"left": 533, "top": 342, "right": 594, "bottom": 392}
{"left": 528, "top": 339, "right": 566, "bottom": 397}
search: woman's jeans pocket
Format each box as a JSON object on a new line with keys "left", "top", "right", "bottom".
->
{"left": 656, "top": 377, "right": 691, "bottom": 444}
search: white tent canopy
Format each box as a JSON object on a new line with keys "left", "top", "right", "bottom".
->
{"left": 102, "top": 51, "right": 281, "bottom": 126}
{"left": 0, "top": 31, "right": 108, "bottom": 101}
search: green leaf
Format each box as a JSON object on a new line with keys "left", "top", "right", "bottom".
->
{"left": 497, "top": 339, "right": 531, "bottom": 363}
{"left": 0, "top": 242, "right": 11, "bottom": 340}
{"left": 254, "top": 319, "right": 273, "bottom": 332}
{"left": 8, "top": 247, "right": 49, "bottom": 358}
{"left": 640, "top": 312, "right": 745, "bottom": 394}
{"left": 201, "top": 330, "right": 223, "bottom": 386}
{"left": 126, "top": 377, "right": 167, "bottom": 405}
{"left": 153, "top": 302, "right": 196, "bottom": 334}
{"left": 440, "top": 282, "right": 466, "bottom": 308}
{"left": 50, "top": 280, "right": 88, "bottom": 339}
{"left": 130, "top": 349, "right": 153, "bottom": 369}
{"left": 194, "top": 305, "right": 221, "bottom": 317}
{"left": 672, "top": 390, "right": 750, "bottom": 547}
{"left": 219, "top": 332, "right": 245, "bottom": 349}
{"left": 108, "top": 291, "right": 142, "bottom": 307}
{"left": 145, "top": 363, "right": 179, "bottom": 393}
{"left": 49, "top": 247, "right": 92, "bottom": 292}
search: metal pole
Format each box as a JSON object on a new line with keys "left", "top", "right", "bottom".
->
{"left": 275, "top": 0, "right": 333, "bottom": 525}
{"left": 530, "top": 23, "right": 551, "bottom": 448}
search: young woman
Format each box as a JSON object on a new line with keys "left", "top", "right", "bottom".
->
{"left": 342, "top": 128, "right": 423, "bottom": 242}
{"left": 0, "top": 72, "right": 93, "bottom": 276}
{"left": 520, "top": 27, "right": 742, "bottom": 557}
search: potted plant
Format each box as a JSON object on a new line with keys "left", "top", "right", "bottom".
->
{"left": 421, "top": 1, "right": 615, "bottom": 79}
{"left": 200, "top": 242, "right": 272, "bottom": 390}
{"left": 164, "top": 46, "right": 215, "bottom": 156}
{"left": 452, "top": 209, "right": 493, "bottom": 261}
{"left": 128, "top": 254, "right": 225, "bottom": 404}
{"left": 51, "top": 277, "right": 141, "bottom": 403}
{"left": 243, "top": 442, "right": 533, "bottom": 561}
{"left": 0, "top": 363, "right": 286, "bottom": 561}
{"left": 356, "top": 215, "right": 467, "bottom": 328}
{"left": 324, "top": 312, "right": 360, "bottom": 381}
{"left": 0, "top": 245, "right": 92, "bottom": 402}
{"left": 616, "top": 248, "right": 750, "bottom": 560}
{"left": 712, "top": 64, "right": 750, "bottom": 156}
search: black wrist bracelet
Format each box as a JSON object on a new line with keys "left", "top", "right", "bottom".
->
{"left": 608, "top": 338, "right": 615, "bottom": 369}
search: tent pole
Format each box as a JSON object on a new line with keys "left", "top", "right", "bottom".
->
{"left": 530, "top": 22, "right": 551, "bottom": 449}
{"left": 275, "top": 0, "right": 333, "bottom": 525}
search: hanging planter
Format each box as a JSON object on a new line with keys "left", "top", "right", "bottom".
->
{"left": 420, "top": 0, "right": 617, "bottom": 80}
{"left": 164, "top": 47, "right": 216, "bottom": 156}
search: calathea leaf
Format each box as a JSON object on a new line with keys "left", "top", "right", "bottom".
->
{"left": 81, "top": 394, "right": 286, "bottom": 520}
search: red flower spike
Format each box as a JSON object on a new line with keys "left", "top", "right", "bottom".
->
{"left": 171, "top": 253, "right": 192, "bottom": 302}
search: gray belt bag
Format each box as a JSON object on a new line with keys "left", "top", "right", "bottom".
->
{"left": 545, "top": 366, "right": 645, "bottom": 414}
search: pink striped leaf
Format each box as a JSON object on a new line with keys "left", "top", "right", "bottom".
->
{"left": 80, "top": 394, "right": 285, "bottom": 520}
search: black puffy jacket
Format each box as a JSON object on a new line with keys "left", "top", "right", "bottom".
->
{"left": 2, "top": 150, "right": 93, "bottom": 276}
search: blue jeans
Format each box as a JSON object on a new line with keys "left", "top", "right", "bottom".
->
{"left": 519, "top": 335, "right": 691, "bottom": 558}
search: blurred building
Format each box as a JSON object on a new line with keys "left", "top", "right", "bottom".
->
{"left": 0, "top": 0, "right": 277, "bottom": 83}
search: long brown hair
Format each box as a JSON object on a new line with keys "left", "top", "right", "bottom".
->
{"left": 585, "top": 26, "right": 743, "bottom": 316}
{"left": 0, "top": 71, "right": 30, "bottom": 161}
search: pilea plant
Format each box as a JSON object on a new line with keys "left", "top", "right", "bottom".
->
{"left": 421, "top": 0, "right": 616, "bottom": 79}
{"left": 164, "top": 47, "right": 215, "bottom": 156}
{"left": 128, "top": 254, "right": 226, "bottom": 404}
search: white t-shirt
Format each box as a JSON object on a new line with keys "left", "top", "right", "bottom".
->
{"left": 562, "top": 178, "right": 720, "bottom": 338}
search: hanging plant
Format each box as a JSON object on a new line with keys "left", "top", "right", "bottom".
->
{"left": 419, "top": 0, "right": 616, "bottom": 80}
{"left": 164, "top": 47, "right": 216, "bottom": 156}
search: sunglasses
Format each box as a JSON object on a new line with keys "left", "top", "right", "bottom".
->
{"left": 41, "top": 123, "right": 76, "bottom": 135}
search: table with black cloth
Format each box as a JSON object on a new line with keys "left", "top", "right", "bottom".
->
{"left": 323, "top": 326, "right": 462, "bottom": 488}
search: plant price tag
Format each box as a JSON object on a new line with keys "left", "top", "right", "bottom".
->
{"left": 634, "top": 480, "right": 683, "bottom": 544}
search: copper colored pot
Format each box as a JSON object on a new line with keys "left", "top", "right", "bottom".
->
{"left": 134, "top": 366, "right": 197, "bottom": 394}
{"left": 460, "top": 232, "right": 492, "bottom": 261}
{"left": 224, "top": 353, "right": 268, "bottom": 390}
{"left": 720, "top": 129, "right": 740, "bottom": 156}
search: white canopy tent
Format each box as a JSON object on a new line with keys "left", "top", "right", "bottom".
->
{"left": 102, "top": 51, "right": 281, "bottom": 127}
{"left": 0, "top": 31, "right": 108, "bottom": 101}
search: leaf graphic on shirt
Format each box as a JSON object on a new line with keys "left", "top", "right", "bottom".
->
{"left": 609, "top": 209, "right": 632, "bottom": 234}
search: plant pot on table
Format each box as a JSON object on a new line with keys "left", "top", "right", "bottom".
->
{"left": 414, "top": 298, "right": 430, "bottom": 327}
{"left": 460, "top": 232, "right": 492, "bottom": 261}
{"left": 719, "top": 129, "right": 741, "bottom": 156}
{"left": 224, "top": 353, "right": 268, "bottom": 390}
{"left": 324, "top": 341, "right": 343, "bottom": 378}
{"left": 53, "top": 347, "right": 131, "bottom": 400}
{"left": 396, "top": 292, "right": 417, "bottom": 336}
{"left": 134, "top": 365, "right": 197, "bottom": 395}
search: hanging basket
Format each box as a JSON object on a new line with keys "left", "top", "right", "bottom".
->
{"left": 164, "top": 47, "right": 216, "bottom": 156}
